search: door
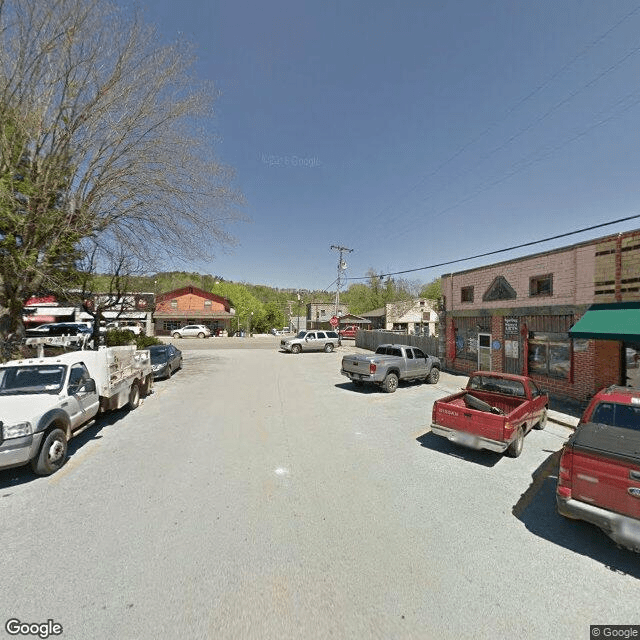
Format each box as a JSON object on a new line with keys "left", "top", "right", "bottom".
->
{"left": 478, "top": 333, "right": 492, "bottom": 371}
{"left": 66, "top": 363, "right": 99, "bottom": 429}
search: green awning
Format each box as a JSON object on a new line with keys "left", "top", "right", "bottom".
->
{"left": 569, "top": 303, "right": 640, "bottom": 341}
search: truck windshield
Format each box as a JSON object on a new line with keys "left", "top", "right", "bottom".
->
{"left": 468, "top": 376, "right": 525, "bottom": 397}
{"left": 591, "top": 402, "right": 640, "bottom": 431}
{"left": 0, "top": 365, "right": 66, "bottom": 395}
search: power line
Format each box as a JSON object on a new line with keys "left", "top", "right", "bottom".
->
{"left": 346, "top": 214, "right": 640, "bottom": 281}
{"left": 368, "top": 3, "right": 640, "bottom": 229}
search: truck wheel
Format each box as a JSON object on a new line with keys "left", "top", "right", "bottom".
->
{"left": 291, "top": 344, "right": 301, "bottom": 354}
{"left": 324, "top": 343, "right": 334, "bottom": 353}
{"left": 31, "top": 428, "right": 67, "bottom": 475}
{"left": 506, "top": 427, "right": 524, "bottom": 458}
{"left": 142, "top": 374, "right": 153, "bottom": 396}
{"left": 382, "top": 373, "right": 398, "bottom": 393}
{"left": 534, "top": 409, "right": 548, "bottom": 430}
{"left": 128, "top": 383, "right": 141, "bottom": 410}
{"left": 172, "top": 332, "right": 181, "bottom": 339}
{"left": 426, "top": 367, "right": 440, "bottom": 384}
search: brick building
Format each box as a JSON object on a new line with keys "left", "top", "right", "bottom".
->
{"left": 153, "top": 286, "right": 234, "bottom": 336}
{"left": 441, "top": 228, "right": 640, "bottom": 403}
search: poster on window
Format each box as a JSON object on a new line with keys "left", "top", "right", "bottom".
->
{"left": 505, "top": 340, "right": 518, "bottom": 359}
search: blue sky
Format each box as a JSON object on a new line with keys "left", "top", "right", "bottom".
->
{"left": 139, "top": 0, "right": 640, "bottom": 291}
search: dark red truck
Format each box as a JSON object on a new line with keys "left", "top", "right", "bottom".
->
{"left": 430, "top": 372, "right": 549, "bottom": 457}
{"left": 556, "top": 386, "right": 640, "bottom": 552}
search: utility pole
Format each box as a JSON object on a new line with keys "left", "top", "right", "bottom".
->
{"left": 330, "top": 244, "right": 353, "bottom": 317}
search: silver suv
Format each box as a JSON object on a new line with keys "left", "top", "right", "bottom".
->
{"left": 280, "top": 330, "right": 339, "bottom": 354}
{"left": 172, "top": 324, "right": 211, "bottom": 339}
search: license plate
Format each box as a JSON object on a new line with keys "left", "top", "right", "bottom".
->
{"left": 454, "top": 432, "right": 478, "bottom": 448}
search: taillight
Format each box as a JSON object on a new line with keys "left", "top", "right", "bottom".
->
{"left": 557, "top": 447, "right": 573, "bottom": 498}
{"left": 369, "top": 363, "right": 377, "bottom": 374}
{"left": 503, "top": 421, "right": 513, "bottom": 435}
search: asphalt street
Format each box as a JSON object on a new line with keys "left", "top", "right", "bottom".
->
{"left": 0, "top": 342, "right": 637, "bottom": 640}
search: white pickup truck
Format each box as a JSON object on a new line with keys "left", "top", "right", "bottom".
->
{"left": 0, "top": 340, "right": 153, "bottom": 475}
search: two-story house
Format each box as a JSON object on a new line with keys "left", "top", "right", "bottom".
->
{"left": 153, "top": 285, "right": 234, "bottom": 336}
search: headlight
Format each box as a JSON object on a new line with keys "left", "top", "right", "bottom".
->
{"left": 3, "top": 422, "right": 33, "bottom": 439}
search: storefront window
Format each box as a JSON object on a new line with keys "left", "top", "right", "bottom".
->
{"left": 528, "top": 332, "right": 570, "bottom": 379}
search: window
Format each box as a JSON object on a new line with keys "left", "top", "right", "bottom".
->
{"left": 163, "top": 321, "right": 181, "bottom": 331}
{"left": 530, "top": 274, "right": 553, "bottom": 297}
{"left": 528, "top": 332, "right": 570, "bottom": 379}
{"left": 204, "top": 300, "right": 212, "bottom": 308}
{"left": 170, "top": 299, "right": 178, "bottom": 309}
{"left": 406, "top": 349, "right": 414, "bottom": 359}
{"left": 591, "top": 402, "right": 640, "bottom": 431}
{"left": 414, "top": 348, "right": 426, "bottom": 359}
{"left": 316, "top": 332, "right": 326, "bottom": 338}
{"left": 461, "top": 286, "right": 474, "bottom": 303}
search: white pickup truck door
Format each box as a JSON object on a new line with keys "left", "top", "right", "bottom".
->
{"left": 66, "top": 364, "right": 100, "bottom": 430}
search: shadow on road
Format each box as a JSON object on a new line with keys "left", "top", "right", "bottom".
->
{"left": 0, "top": 406, "right": 132, "bottom": 489}
{"left": 512, "top": 450, "right": 640, "bottom": 578}
{"left": 416, "top": 432, "right": 501, "bottom": 468}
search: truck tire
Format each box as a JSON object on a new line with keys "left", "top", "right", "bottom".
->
{"left": 506, "top": 427, "right": 524, "bottom": 458}
{"left": 382, "top": 372, "right": 399, "bottom": 393}
{"left": 291, "top": 344, "right": 301, "bottom": 354}
{"left": 31, "top": 428, "right": 68, "bottom": 475}
{"left": 141, "top": 374, "right": 153, "bottom": 396}
{"left": 324, "top": 343, "right": 334, "bottom": 353}
{"left": 534, "top": 408, "right": 547, "bottom": 430}
{"left": 426, "top": 367, "right": 440, "bottom": 384}
{"left": 128, "top": 382, "right": 141, "bottom": 410}
{"left": 463, "top": 394, "right": 493, "bottom": 413}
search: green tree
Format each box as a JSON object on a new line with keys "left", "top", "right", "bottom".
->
{"left": 419, "top": 278, "right": 442, "bottom": 301}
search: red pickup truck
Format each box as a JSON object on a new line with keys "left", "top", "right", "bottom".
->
{"left": 339, "top": 325, "right": 358, "bottom": 339}
{"left": 556, "top": 386, "right": 640, "bottom": 552}
{"left": 430, "top": 372, "right": 549, "bottom": 457}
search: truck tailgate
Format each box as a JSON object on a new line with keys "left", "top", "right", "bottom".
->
{"left": 570, "top": 423, "right": 640, "bottom": 520}
{"left": 341, "top": 355, "right": 372, "bottom": 375}
{"left": 433, "top": 394, "right": 510, "bottom": 442}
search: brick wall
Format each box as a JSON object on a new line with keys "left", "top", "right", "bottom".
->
{"left": 156, "top": 293, "right": 226, "bottom": 314}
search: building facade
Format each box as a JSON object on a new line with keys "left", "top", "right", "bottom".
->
{"left": 441, "top": 228, "right": 640, "bottom": 402}
{"left": 153, "top": 286, "right": 234, "bottom": 336}
{"left": 307, "top": 302, "right": 348, "bottom": 329}
{"left": 360, "top": 299, "right": 439, "bottom": 335}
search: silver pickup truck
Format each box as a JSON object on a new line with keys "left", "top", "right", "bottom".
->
{"left": 341, "top": 343, "right": 441, "bottom": 393}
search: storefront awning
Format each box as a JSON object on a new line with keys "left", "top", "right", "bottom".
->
{"left": 569, "top": 303, "right": 640, "bottom": 341}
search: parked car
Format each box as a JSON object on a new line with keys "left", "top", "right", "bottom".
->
{"left": 556, "top": 385, "right": 640, "bottom": 552}
{"left": 339, "top": 325, "right": 359, "bottom": 339}
{"left": 105, "top": 321, "right": 145, "bottom": 335}
{"left": 147, "top": 344, "right": 182, "bottom": 380}
{"left": 280, "top": 330, "right": 340, "bottom": 354}
{"left": 341, "top": 344, "right": 440, "bottom": 392}
{"left": 25, "top": 322, "right": 92, "bottom": 337}
{"left": 172, "top": 324, "right": 211, "bottom": 339}
{"left": 430, "top": 372, "right": 548, "bottom": 457}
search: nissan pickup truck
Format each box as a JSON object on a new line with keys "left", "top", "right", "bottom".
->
{"left": 430, "top": 372, "right": 548, "bottom": 457}
{"left": 0, "top": 340, "right": 153, "bottom": 475}
{"left": 556, "top": 386, "right": 640, "bottom": 552}
{"left": 341, "top": 344, "right": 441, "bottom": 393}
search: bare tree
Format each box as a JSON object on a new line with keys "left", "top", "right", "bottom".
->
{"left": 0, "top": 0, "right": 245, "bottom": 335}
